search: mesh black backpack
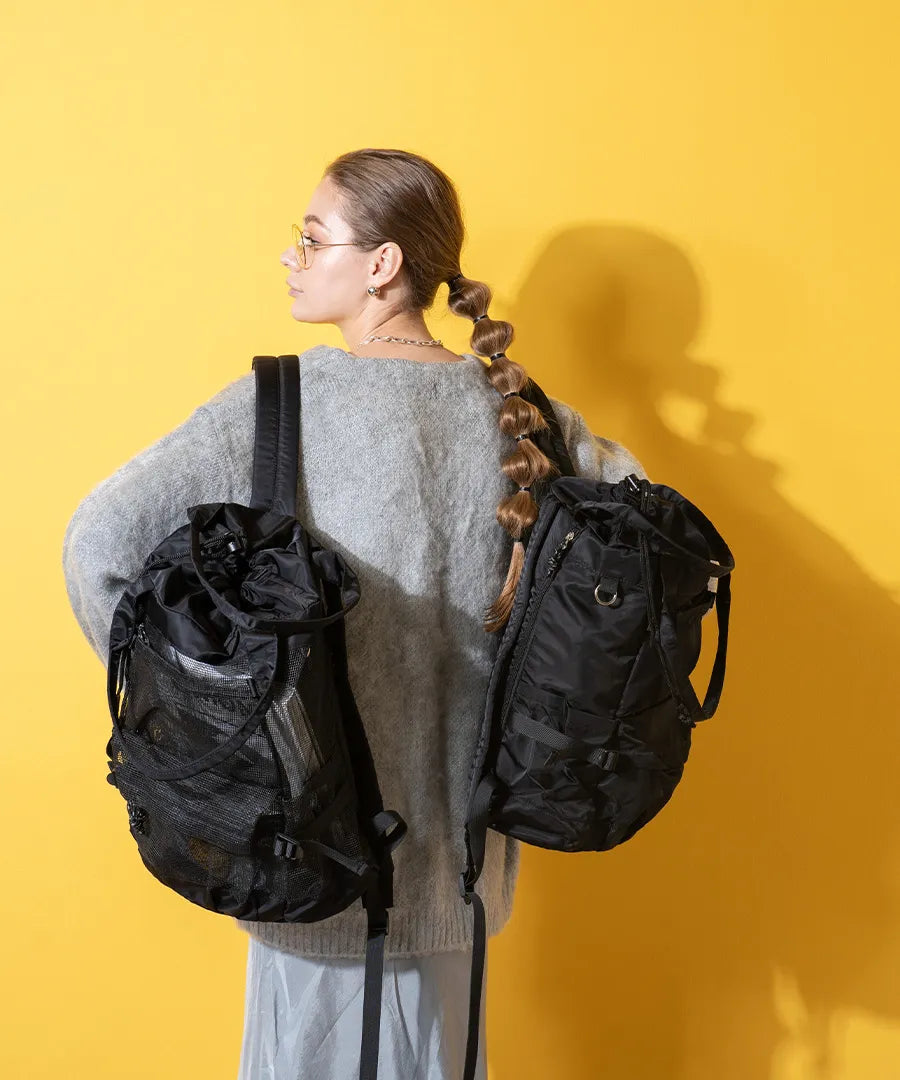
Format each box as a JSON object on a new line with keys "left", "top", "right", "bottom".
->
{"left": 455, "top": 380, "right": 735, "bottom": 1080}
{"left": 104, "top": 354, "right": 408, "bottom": 1080}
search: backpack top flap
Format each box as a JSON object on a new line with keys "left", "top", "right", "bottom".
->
{"left": 550, "top": 475, "right": 735, "bottom": 579}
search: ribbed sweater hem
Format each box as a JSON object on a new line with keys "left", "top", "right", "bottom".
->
{"left": 234, "top": 873, "right": 517, "bottom": 960}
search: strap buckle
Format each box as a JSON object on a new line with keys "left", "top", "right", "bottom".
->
{"left": 273, "top": 833, "right": 298, "bottom": 860}
{"left": 589, "top": 747, "right": 620, "bottom": 770}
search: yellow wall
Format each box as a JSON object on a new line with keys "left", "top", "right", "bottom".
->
{"left": 3, "top": 1, "right": 898, "bottom": 1077}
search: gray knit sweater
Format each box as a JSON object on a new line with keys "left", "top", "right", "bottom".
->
{"left": 61, "top": 345, "right": 648, "bottom": 959}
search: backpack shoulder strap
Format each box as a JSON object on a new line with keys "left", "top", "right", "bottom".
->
{"left": 513, "top": 377, "right": 577, "bottom": 549}
{"left": 249, "top": 354, "right": 301, "bottom": 516}
{"left": 516, "top": 377, "right": 577, "bottom": 481}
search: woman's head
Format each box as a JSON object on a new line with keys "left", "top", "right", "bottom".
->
{"left": 281, "top": 150, "right": 467, "bottom": 333}
{"left": 283, "top": 148, "right": 558, "bottom": 632}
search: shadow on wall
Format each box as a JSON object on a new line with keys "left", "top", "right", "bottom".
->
{"left": 484, "top": 224, "right": 900, "bottom": 1080}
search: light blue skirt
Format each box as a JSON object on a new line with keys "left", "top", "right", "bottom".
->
{"left": 237, "top": 936, "right": 488, "bottom": 1080}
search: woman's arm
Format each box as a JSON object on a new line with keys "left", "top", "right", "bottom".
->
{"left": 60, "top": 380, "right": 249, "bottom": 668}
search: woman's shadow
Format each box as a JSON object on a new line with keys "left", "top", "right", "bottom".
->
{"left": 481, "top": 224, "right": 900, "bottom": 1079}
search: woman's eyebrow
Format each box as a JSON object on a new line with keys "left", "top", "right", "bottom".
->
{"left": 303, "top": 214, "right": 329, "bottom": 232}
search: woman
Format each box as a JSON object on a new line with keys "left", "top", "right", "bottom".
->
{"left": 61, "top": 147, "right": 648, "bottom": 1079}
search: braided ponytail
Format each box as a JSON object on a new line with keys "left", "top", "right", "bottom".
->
{"left": 448, "top": 273, "right": 559, "bottom": 633}
{"left": 321, "top": 149, "right": 556, "bottom": 633}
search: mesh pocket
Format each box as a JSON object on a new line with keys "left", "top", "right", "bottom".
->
{"left": 264, "top": 643, "right": 332, "bottom": 798}
{"left": 112, "top": 744, "right": 282, "bottom": 850}
{"left": 112, "top": 752, "right": 280, "bottom": 915}
{"left": 120, "top": 620, "right": 279, "bottom": 787}
{"left": 113, "top": 619, "right": 368, "bottom": 919}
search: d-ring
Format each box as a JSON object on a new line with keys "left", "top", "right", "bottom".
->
{"left": 594, "top": 574, "right": 621, "bottom": 606}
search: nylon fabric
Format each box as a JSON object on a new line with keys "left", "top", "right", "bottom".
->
{"left": 457, "top": 469, "right": 735, "bottom": 1078}
{"left": 237, "top": 937, "right": 488, "bottom": 1080}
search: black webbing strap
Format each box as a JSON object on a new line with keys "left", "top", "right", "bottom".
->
{"left": 458, "top": 775, "right": 499, "bottom": 1080}
{"left": 463, "top": 889, "right": 488, "bottom": 1079}
{"left": 359, "top": 877, "right": 389, "bottom": 1080}
{"left": 505, "top": 710, "right": 621, "bottom": 770}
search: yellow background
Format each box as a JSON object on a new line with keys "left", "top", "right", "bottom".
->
{"left": 3, "top": 1, "right": 899, "bottom": 1077}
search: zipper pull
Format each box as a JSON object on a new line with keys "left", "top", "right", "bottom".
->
{"left": 546, "top": 530, "right": 577, "bottom": 576}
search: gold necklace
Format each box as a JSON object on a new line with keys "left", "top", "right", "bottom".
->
{"left": 356, "top": 334, "right": 443, "bottom": 347}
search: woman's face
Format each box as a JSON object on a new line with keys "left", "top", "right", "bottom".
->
{"left": 280, "top": 176, "right": 401, "bottom": 326}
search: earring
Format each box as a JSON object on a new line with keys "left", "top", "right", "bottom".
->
{"left": 367, "top": 285, "right": 379, "bottom": 296}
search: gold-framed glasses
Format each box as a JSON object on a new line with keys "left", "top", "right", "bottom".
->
{"left": 291, "top": 223, "right": 366, "bottom": 269}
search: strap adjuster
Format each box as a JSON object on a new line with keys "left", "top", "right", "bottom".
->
{"left": 273, "top": 833, "right": 298, "bottom": 860}
{"left": 590, "top": 747, "right": 620, "bottom": 770}
{"left": 458, "top": 871, "right": 474, "bottom": 904}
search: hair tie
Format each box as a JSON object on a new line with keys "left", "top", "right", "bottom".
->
{"left": 473, "top": 314, "right": 489, "bottom": 324}
{"left": 490, "top": 351, "right": 507, "bottom": 360}
{"left": 502, "top": 390, "right": 519, "bottom": 399}
{"left": 518, "top": 485, "right": 532, "bottom": 492}
{"left": 447, "top": 273, "right": 463, "bottom": 286}
{"left": 514, "top": 433, "right": 529, "bottom": 442}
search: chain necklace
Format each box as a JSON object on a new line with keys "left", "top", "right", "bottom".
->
{"left": 356, "top": 334, "right": 443, "bottom": 348}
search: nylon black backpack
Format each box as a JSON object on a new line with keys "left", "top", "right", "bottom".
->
{"left": 104, "top": 354, "right": 407, "bottom": 1080}
{"left": 456, "top": 380, "right": 735, "bottom": 1080}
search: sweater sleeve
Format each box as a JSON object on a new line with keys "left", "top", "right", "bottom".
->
{"left": 60, "top": 381, "right": 248, "bottom": 668}
{"left": 544, "top": 393, "right": 649, "bottom": 483}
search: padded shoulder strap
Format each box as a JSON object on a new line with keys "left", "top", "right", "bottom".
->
{"left": 514, "top": 377, "right": 576, "bottom": 548}
{"left": 250, "top": 355, "right": 301, "bottom": 516}
{"left": 516, "top": 377, "right": 577, "bottom": 481}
